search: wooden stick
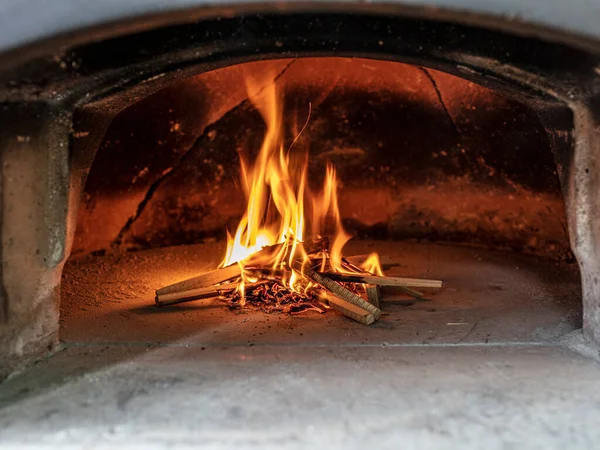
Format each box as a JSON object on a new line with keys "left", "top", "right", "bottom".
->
{"left": 156, "top": 264, "right": 241, "bottom": 296}
{"left": 365, "top": 285, "right": 381, "bottom": 309}
{"left": 340, "top": 258, "right": 365, "bottom": 274}
{"left": 325, "top": 293, "right": 376, "bottom": 325}
{"left": 318, "top": 272, "right": 442, "bottom": 289}
{"left": 156, "top": 237, "right": 327, "bottom": 297}
{"left": 156, "top": 283, "right": 239, "bottom": 306}
{"left": 244, "top": 236, "right": 329, "bottom": 264}
{"left": 291, "top": 260, "right": 381, "bottom": 319}
{"left": 341, "top": 259, "right": 381, "bottom": 308}
{"left": 303, "top": 236, "right": 329, "bottom": 255}
{"left": 342, "top": 257, "right": 425, "bottom": 299}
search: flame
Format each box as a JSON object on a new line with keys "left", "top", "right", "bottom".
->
{"left": 360, "top": 252, "right": 384, "bottom": 276}
{"left": 221, "top": 74, "right": 355, "bottom": 292}
{"left": 311, "top": 164, "right": 351, "bottom": 273}
{"left": 221, "top": 76, "right": 305, "bottom": 270}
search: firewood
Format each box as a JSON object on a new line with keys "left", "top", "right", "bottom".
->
{"left": 303, "top": 236, "right": 329, "bottom": 255}
{"left": 240, "top": 236, "right": 329, "bottom": 266}
{"left": 156, "top": 264, "right": 241, "bottom": 296}
{"left": 341, "top": 258, "right": 424, "bottom": 299}
{"left": 291, "top": 260, "right": 381, "bottom": 319}
{"left": 156, "top": 283, "right": 239, "bottom": 306}
{"left": 365, "top": 284, "right": 381, "bottom": 308}
{"left": 340, "top": 257, "right": 365, "bottom": 274}
{"left": 339, "top": 259, "right": 381, "bottom": 307}
{"left": 156, "top": 237, "right": 328, "bottom": 297}
{"left": 318, "top": 272, "right": 442, "bottom": 289}
{"left": 325, "top": 293, "right": 376, "bottom": 325}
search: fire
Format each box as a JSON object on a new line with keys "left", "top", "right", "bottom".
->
{"left": 221, "top": 75, "right": 382, "bottom": 293}
{"left": 360, "top": 253, "right": 384, "bottom": 276}
{"left": 153, "top": 73, "right": 443, "bottom": 323}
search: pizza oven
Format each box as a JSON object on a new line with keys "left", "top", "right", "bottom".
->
{"left": 1, "top": 2, "right": 600, "bottom": 446}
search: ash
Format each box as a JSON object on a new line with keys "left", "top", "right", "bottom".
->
{"left": 228, "top": 278, "right": 362, "bottom": 315}
{"left": 228, "top": 280, "right": 326, "bottom": 314}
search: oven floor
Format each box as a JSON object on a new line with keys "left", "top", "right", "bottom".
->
{"left": 60, "top": 241, "right": 581, "bottom": 346}
{"left": 2, "top": 242, "right": 599, "bottom": 448}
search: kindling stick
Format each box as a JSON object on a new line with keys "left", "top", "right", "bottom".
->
{"left": 325, "top": 293, "right": 376, "bottom": 325}
{"left": 318, "top": 272, "right": 442, "bottom": 289}
{"left": 365, "top": 285, "right": 381, "bottom": 308}
{"left": 155, "top": 283, "right": 239, "bottom": 306}
{"left": 291, "top": 260, "right": 381, "bottom": 320}
{"left": 156, "top": 264, "right": 241, "bottom": 296}
{"left": 156, "top": 238, "right": 329, "bottom": 297}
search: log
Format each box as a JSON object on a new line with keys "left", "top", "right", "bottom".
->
{"left": 156, "top": 264, "right": 241, "bottom": 296}
{"left": 340, "top": 259, "right": 381, "bottom": 307}
{"left": 156, "top": 237, "right": 327, "bottom": 296}
{"left": 325, "top": 293, "right": 376, "bottom": 325}
{"left": 246, "top": 236, "right": 329, "bottom": 261}
{"left": 341, "top": 258, "right": 425, "bottom": 299}
{"left": 291, "top": 260, "right": 381, "bottom": 319}
{"left": 318, "top": 272, "right": 442, "bottom": 289}
{"left": 365, "top": 284, "right": 381, "bottom": 308}
{"left": 303, "top": 236, "right": 329, "bottom": 255}
{"left": 340, "top": 258, "right": 366, "bottom": 274}
{"left": 156, "top": 283, "right": 239, "bottom": 306}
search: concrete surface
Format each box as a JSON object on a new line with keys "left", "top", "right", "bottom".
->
{"left": 0, "top": 241, "right": 593, "bottom": 448}
{"left": 2, "top": 0, "right": 600, "bottom": 55}
{"left": 1, "top": 344, "right": 600, "bottom": 448}
{"left": 0, "top": 104, "right": 71, "bottom": 379}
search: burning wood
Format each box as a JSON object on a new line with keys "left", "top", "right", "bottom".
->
{"left": 154, "top": 237, "right": 442, "bottom": 324}
{"left": 290, "top": 259, "right": 381, "bottom": 320}
{"left": 153, "top": 77, "right": 442, "bottom": 324}
{"left": 365, "top": 285, "right": 381, "bottom": 309}
{"left": 317, "top": 272, "right": 442, "bottom": 289}
{"left": 325, "top": 293, "right": 377, "bottom": 325}
{"left": 156, "top": 264, "right": 241, "bottom": 296}
{"left": 156, "top": 283, "right": 240, "bottom": 307}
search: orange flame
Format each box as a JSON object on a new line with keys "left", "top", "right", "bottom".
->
{"left": 221, "top": 76, "right": 307, "bottom": 271}
{"left": 221, "top": 75, "right": 355, "bottom": 292}
{"left": 360, "top": 252, "right": 384, "bottom": 276}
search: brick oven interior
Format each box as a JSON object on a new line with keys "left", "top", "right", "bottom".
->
{"left": 2, "top": 7, "right": 600, "bottom": 447}
{"left": 60, "top": 57, "right": 581, "bottom": 347}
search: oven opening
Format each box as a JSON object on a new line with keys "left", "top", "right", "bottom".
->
{"left": 61, "top": 57, "right": 581, "bottom": 345}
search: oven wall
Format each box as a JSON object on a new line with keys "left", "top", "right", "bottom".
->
{"left": 73, "top": 58, "right": 570, "bottom": 260}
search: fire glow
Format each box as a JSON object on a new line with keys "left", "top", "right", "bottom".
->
{"left": 154, "top": 76, "right": 442, "bottom": 325}
{"left": 220, "top": 77, "right": 358, "bottom": 295}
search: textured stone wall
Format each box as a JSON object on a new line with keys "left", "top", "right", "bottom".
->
{"left": 0, "top": 103, "right": 71, "bottom": 378}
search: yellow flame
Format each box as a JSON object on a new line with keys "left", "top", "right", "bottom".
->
{"left": 360, "top": 252, "right": 384, "bottom": 276}
{"left": 221, "top": 75, "right": 357, "bottom": 292}
{"left": 221, "top": 76, "right": 305, "bottom": 269}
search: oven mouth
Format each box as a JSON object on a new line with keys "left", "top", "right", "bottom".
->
{"left": 1, "top": 6, "right": 599, "bottom": 376}
{"left": 57, "top": 55, "right": 581, "bottom": 346}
